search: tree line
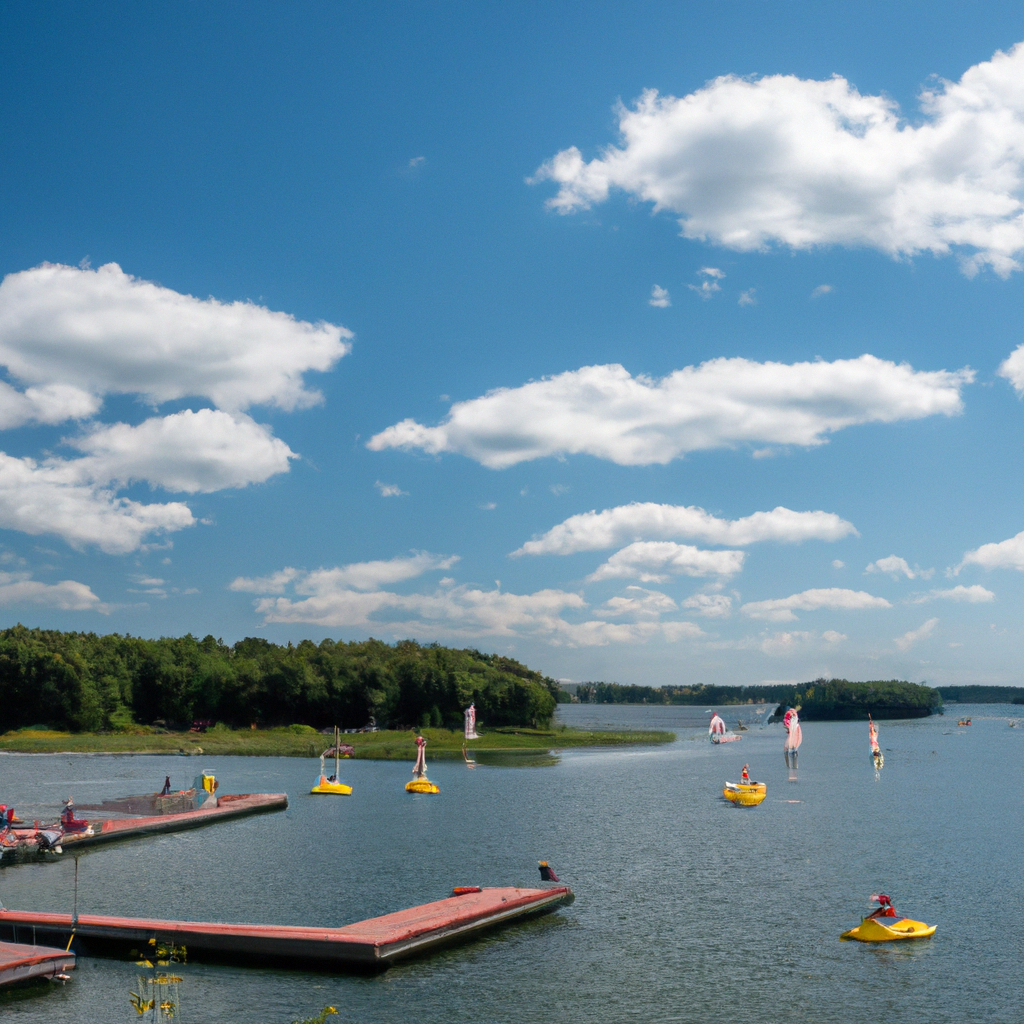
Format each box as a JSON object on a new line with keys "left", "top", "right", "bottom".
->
{"left": 0, "top": 626, "right": 559, "bottom": 733}
{"left": 574, "top": 678, "right": 942, "bottom": 719}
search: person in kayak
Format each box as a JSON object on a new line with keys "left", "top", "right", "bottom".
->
{"left": 866, "top": 894, "right": 898, "bottom": 919}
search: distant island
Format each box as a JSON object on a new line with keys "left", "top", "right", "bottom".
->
{"left": 935, "top": 685, "right": 1024, "bottom": 704}
{"left": 567, "top": 678, "right": 943, "bottom": 720}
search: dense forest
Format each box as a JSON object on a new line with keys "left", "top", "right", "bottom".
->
{"left": 0, "top": 626, "right": 560, "bottom": 733}
{"left": 935, "top": 685, "right": 1024, "bottom": 704}
{"left": 575, "top": 678, "right": 942, "bottom": 719}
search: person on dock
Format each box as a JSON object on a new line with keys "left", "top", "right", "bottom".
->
{"left": 539, "top": 861, "right": 559, "bottom": 882}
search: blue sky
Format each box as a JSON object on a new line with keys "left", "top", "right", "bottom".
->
{"left": 2, "top": 2, "right": 1024, "bottom": 688}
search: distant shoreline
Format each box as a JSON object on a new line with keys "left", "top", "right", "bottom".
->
{"left": 0, "top": 724, "right": 675, "bottom": 759}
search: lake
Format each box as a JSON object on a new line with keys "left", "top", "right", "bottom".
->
{"left": 1, "top": 703, "right": 1021, "bottom": 1023}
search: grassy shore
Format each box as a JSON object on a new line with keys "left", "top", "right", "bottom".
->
{"left": 0, "top": 723, "right": 675, "bottom": 759}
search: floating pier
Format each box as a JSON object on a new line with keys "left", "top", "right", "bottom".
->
{"left": 1, "top": 792, "right": 288, "bottom": 863}
{"left": 0, "top": 940, "right": 75, "bottom": 987}
{"left": 0, "top": 886, "right": 574, "bottom": 969}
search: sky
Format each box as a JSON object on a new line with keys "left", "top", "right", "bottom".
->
{"left": 2, "top": 2, "right": 1024, "bottom": 689}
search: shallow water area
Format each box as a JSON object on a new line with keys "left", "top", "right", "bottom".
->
{"left": 0, "top": 703, "right": 1020, "bottom": 1023}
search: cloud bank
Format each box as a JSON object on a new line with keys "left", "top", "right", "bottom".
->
{"left": 587, "top": 541, "right": 745, "bottom": 582}
{"left": 514, "top": 502, "right": 856, "bottom": 557}
{"left": 741, "top": 587, "right": 891, "bottom": 622}
{"left": 533, "top": 42, "right": 1024, "bottom": 275}
{"left": 368, "top": 356, "right": 971, "bottom": 468}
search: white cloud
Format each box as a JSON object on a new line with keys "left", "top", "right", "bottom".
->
{"left": 375, "top": 480, "right": 408, "bottom": 497}
{"left": 408, "top": 156, "right": 425, "bottom": 168}
{"left": 955, "top": 529, "right": 1024, "bottom": 572}
{"left": 239, "top": 558, "right": 703, "bottom": 646}
{"left": 0, "top": 381, "right": 100, "bottom": 430}
{"left": 230, "top": 552, "right": 458, "bottom": 595}
{"left": 514, "top": 502, "right": 856, "bottom": 557}
{"left": 865, "top": 554, "right": 933, "bottom": 580}
{"left": 0, "top": 263, "right": 352, "bottom": 416}
{"left": 368, "top": 355, "right": 972, "bottom": 469}
{"left": 681, "top": 593, "right": 733, "bottom": 618}
{"left": 0, "top": 570, "right": 106, "bottom": 611}
{"left": 822, "top": 630, "right": 847, "bottom": 643}
{"left": 895, "top": 617, "right": 938, "bottom": 651}
{"left": 811, "top": 285, "right": 834, "bottom": 299}
{"left": 759, "top": 627, "right": 846, "bottom": 655}
{"left": 914, "top": 584, "right": 995, "bottom": 603}
{"left": 649, "top": 284, "right": 671, "bottom": 307}
{"left": 688, "top": 267, "right": 724, "bottom": 299}
{"left": 532, "top": 43, "right": 1024, "bottom": 276}
{"left": 832, "top": 559, "right": 845, "bottom": 569}
{"left": 587, "top": 541, "right": 745, "bottom": 582}
{"left": 0, "top": 453, "right": 194, "bottom": 554}
{"left": 68, "top": 410, "right": 296, "bottom": 493}
{"left": 595, "top": 586, "right": 677, "bottom": 620}
{"left": 999, "top": 345, "right": 1024, "bottom": 393}
{"left": 741, "top": 587, "right": 892, "bottom": 622}
{"left": 738, "top": 288, "right": 757, "bottom": 306}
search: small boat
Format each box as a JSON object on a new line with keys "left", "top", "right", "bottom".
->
{"left": 723, "top": 781, "right": 766, "bottom": 807}
{"left": 311, "top": 726, "right": 353, "bottom": 796}
{"left": 841, "top": 917, "right": 936, "bottom": 942}
{"left": 406, "top": 735, "right": 439, "bottom": 794}
{"left": 957, "top": 718, "right": 971, "bottom": 727}
{"left": 709, "top": 711, "right": 741, "bottom": 744}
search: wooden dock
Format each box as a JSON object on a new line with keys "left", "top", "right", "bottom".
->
{"left": 0, "top": 886, "right": 574, "bottom": 969}
{"left": 0, "top": 940, "right": 75, "bottom": 987}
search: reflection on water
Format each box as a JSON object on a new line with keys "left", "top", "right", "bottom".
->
{"left": 1, "top": 703, "right": 1022, "bottom": 1023}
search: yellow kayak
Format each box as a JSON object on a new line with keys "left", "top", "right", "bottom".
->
{"left": 311, "top": 776, "right": 353, "bottom": 796}
{"left": 405, "top": 777, "right": 440, "bottom": 794}
{"left": 841, "top": 917, "right": 936, "bottom": 942}
{"left": 723, "top": 781, "right": 766, "bottom": 806}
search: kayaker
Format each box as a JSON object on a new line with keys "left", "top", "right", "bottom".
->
{"left": 866, "top": 894, "right": 897, "bottom": 919}
{"left": 741, "top": 764, "right": 751, "bottom": 784}
{"left": 539, "top": 860, "right": 559, "bottom": 882}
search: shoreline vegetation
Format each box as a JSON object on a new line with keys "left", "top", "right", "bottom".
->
{"left": 568, "top": 678, "right": 944, "bottom": 720}
{"left": 0, "top": 723, "right": 676, "bottom": 759}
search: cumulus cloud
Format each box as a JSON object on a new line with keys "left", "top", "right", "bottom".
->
{"left": 955, "top": 529, "right": 1024, "bottom": 572}
{"left": 865, "top": 554, "right": 933, "bottom": 580}
{"left": 375, "top": 480, "right": 408, "bottom": 497}
{"left": 738, "top": 288, "right": 757, "bottom": 306}
{"left": 914, "top": 584, "right": 995, "bottom": 603}
{"left": 0, "top": 570, "right": 106, "bottom": 611}
{"left": 0, "top": 453, "right": 194, "bottom": 554}
{"left": 587, "top": 541, "right": 745, "bottom": 582}
{"left": 759, "top": 627, "right": 847, "bottom": 655}
{"left": 368, "top": 356, "right": 972, "bottom": 469}
{"left": 895, "top": 617, "right": 939, "bottom": 651}
{"left": 514, "top": 502, "right": 856, "bottom": 557}
{"left": 0, "top": 263, "right": 351, "bottom": 416}
{"left": 998, "top": 345, "right": 1024, "bottom": 393}
{"left": 67, "top": 410, "right": 297, "bottom": 493}
{"left": 0, "top": 381, "right": 100, "bottom": 430}
{"left": 688, "top": 267, "right": 724, "bottom": 298}
{"left": 741, "top": 587, "right": 892, "bottom": 622}
{"left": 649, "top": 284, "right": 671, "bottom": 307}
{"left": 681, "top": 593, "right": 733, "bottom": 618}
{"left": 237, "top": 556, "right": 703, "bottom": 646}
{"left": 532, "top": 43, "right": 1024, "bottom": 276}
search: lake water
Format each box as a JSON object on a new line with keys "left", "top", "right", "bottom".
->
{"left": 1, "top": 703, "right": 1021, "bottom": 1023}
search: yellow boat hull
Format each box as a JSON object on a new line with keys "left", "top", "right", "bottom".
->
{"left": 311, "top": 777, "right": 352, "bottom": 796}
{"left": 723, "top": 782, "right": 766, "bottom": 806}
{"left": 841, "top": 917, "right": 936, "bottom": 942}
{"left": 405, "top": 777, "right": 440, "bottom": 794}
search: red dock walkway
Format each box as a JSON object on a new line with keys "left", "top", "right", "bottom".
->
{"left": 0, "top": 940, "right": 75, "bottom": 987}
{"left": 0, "top": 886, "right": 573, "bottom": 969}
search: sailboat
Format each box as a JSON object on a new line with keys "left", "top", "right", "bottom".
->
{"left": 406, "top": 734, "right": 440, "bottom": 794}
{"left": 311, "top": 726, "right": 353, "bottom": 795}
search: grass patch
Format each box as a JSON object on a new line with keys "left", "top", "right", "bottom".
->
{"left": 0, "top": 724, "right": 675, "bottom": 759}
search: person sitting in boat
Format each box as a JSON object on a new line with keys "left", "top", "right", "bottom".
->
{"left": 866, "top": 894, "right": 898, "bottom": 919}
{"left": 60, "top": 797, "right": 90, "bottom": 833}
{"left": 741, "top": 764, "right": 751, "bottom": 784}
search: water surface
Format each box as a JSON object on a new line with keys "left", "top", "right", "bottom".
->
{"left": 1, "top": 704, "right": 1020, "bottom": 1023}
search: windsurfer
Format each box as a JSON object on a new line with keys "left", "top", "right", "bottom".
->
{"left": 783, "top": 706, "right": 802, "bottom": 768}
{"left": 413, "top": 735, "right": 428, "bottom": 778}
{"left": 709, "top": 712, "right": 726, "bottom": 742}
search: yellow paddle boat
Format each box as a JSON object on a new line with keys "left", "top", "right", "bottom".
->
{"left": 841, "top": 917, "right": 936, "bottom": 942}
{"left": 841, "top": 894, "right": 936, "bottom": 942}
{"left": 723, "top": 781, "right": 766, "bottom": 807}
{"left": 311, "top": 726, "right": 353, "bottom": 796}
{"left": 406, "top": 734, "right": 440, "bottom": 794}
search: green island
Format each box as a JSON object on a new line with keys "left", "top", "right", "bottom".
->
{"left": 0, "top": 626, "right": 672, "bottom": 758}
{"left": 573, "top": 677, "right": 943, "bottom": 719}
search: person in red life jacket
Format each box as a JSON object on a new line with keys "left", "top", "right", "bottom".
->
{"left": 538, "top": 861, "right": 559, "bottom": 882}
{"left": 866, "top": 894, "right": 898, "bottom": 919}
{"left": 741, "top": 764, "right": 751, "bottom": 784}
{"left": 60, "top": 797, "right": 90, "bottom": 833}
